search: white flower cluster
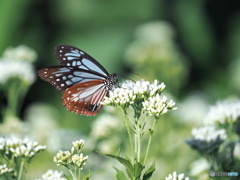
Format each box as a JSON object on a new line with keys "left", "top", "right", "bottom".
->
{"left": 103, "top": 80, "right": 165, "bottom": 106}
{"left": 0, "top": 45, "right": 37, "bottom": 85}
{"left": 3, "top": 45, "right": 37, "bottom": 63}
{"left": 0, "top": 136, "right": 46, "bottom": 158}
{"left": 142, "top": 94, "right": 176, "bottom": 117}
{"left": 102, "top": 79, "right": 176, "bottom": 118}
{"left": 53, "top": 139, "right": 88, "bottom": 170}
{"left": 36, "top": 169, "right": 66, "bottom": 180}
{"left": 72, "top": 153, "right": 88, "bottom": 170}
{"left": 0, "top": 60, "right": 35, "bottom": 85}
{"left": 0, "top": 164, "right": 13, "bottom": 176}
{"left": 73, "top": 139, "right": 84, "bottom": 150}
{"left": 165, "top": 171, "right": 189, "bottom": 180}
{"left": 191, "top": 126, "right": 227, "bottom": 143}
{"left": 204, "top": 100, "right": 240, "bottom": 125}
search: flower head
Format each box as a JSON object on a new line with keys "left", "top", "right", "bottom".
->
{"left": 0, "top": 60, "right": 35, "bottom": 85}
{"left": 165, "top": 171, "right": 189, "bottom": 180}
{"left": 36, "top": 169, "right": 66, "bottom": 180}
{"left": 186, "top": 126, "right": 227, "bottom": 155}
{"left": 0, "top": 164, "right": 13, "bottom": 176}
{"left": 53, "top": 150, "right": 72, "bottom": 166}
{"left": 0, "top": 136, "right": 46, "bottom": 158}
{"left": 102, "top": 79, "right": 176, "bottom": 118}
{"left": 142, "top": 94, "right": 176, "bottom": 117}
{"left": 72, "top": 153, "right": 88, "bottom": 170}
{"left": 72, "top": 139, "right": 84, "bottom": 150}
{"left": 204, "top": 99, "right": 240, "bottom": 126}
{"left": 53, "top": 139, "right": 88, "bottom": 171}
{"left": 3, "top": 45, "right": 37, "bottom": 63}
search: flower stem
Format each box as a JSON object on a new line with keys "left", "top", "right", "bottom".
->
{"left": 69, "top": 170, "right": 76, "bottom": 180}
{"left": 124, "top": 115, "right": 134, "bottom": 163}
{"left": 17, "top": 161, "right": 24, "bottom": 180}
{"left": 144, "top": 119, "right": 157, "bottom": 164}
{"left": 119, "top": 107, "right": 134, "bottom": 163}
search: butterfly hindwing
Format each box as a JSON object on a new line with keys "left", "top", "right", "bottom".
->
{"left": 62, "top": 80, "right": 108, "bottom": 116}
{"left": 55, "top": 45, "right": 109, "bottom": 77}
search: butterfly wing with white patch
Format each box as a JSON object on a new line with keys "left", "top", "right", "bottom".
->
{"left": 38, "top": 66, "right": 107, "bottom": 93}
{"left": 62, "top": 79, "right": 108, "bottom": 116}
{"left": 55, "top": 45, "right": 109, "bottom": 78}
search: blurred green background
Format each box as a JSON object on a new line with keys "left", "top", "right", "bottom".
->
{"left": 0, "top": 0, "right": 240, "bottom": 179}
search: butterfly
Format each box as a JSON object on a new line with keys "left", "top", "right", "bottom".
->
{"left": 38, "top": 45, "right": 117, "bottom": 116}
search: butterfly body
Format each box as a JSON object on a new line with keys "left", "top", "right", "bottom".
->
{"left": 38, "top": 45, "right": 116, "bottom": 116}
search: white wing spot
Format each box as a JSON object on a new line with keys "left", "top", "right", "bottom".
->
{"left": 67, "top": 63, "right": 70, "bottom": 66}
{"left": 59, "top": 50, "right": 62, "bottom": 53}
{"left": 63, "top": 58, "right": 66, "bottom": 60}
{"left": 77, "top": 61, "right": 81, "bottom": 65}
{"left": 80, "top": 51, "right": 84, "bottom": 55}
{"left": 66, "top": 81, "right": 72, "bottom": 85}
{"left": 61, "top": 46, "right": 64, "bottom": 49}
{"left": 44, "top": 71, "right": 47, "bottom": 74}
{"left": 63, "top": 76, "right": 67, "bottom": 80}
{"left": 68, "top": 75, "right": 73, "bottom": 78}
{"left": 56, "top": 79, "right": 60, "bottom": 81}
{"left": 50, "top": 76, "right": 53, "bottom": 78}
{"left": 61, "top": 84, "right": 65, "bottom": 87}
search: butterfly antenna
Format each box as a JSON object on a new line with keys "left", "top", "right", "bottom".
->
{"left": 116, "top": 73, "right": 136, "bottom": 83}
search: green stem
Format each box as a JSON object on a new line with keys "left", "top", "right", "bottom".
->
{"left": 135, "top": 117, "right": 141, "bottom": 162}
{"left": 17, "top": 161, "right": 24, "bottom": 180}
{"left": 124, "top": 114, "right": 134, "bottom": 163}
{"left": 144, "top": 119, "right": 157, "bottom": 165}
{"left": 69, "top": 170, "right": 76, "bottom": 180}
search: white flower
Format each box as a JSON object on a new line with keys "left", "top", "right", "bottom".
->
{"left": 36, "top": 169, "right": 66, "bottom": 180}
{"left": 53, "top": 150, "right": 72, "bottom": 166}
{"left": 187, "top": 126, "right": 227, "bottom": 154}
{"left": 3, "top": 45, "right": 37, "bottom": 63}
{"left": 165, "top": 171, "right": 189, "bottom": 180}
{"left": 72, "top": 153, "right": 88, "bottom": 169}
{"left": 0, "top": 60, "right": 35, "bottom": 85}
{"left": 142, "top": 94, "right": 176, "bottom": 117}
{"left": 0, "top": 164, "right": 13, "bottom": 175}
{"left": 73, "top": 139, "right": 84, "bottom": 150}
{"left": 191, "top": 126, "right": 227, "bottom": 143}
{"left": 102, "top": 79, "right": 166, "bottom": 106}
{"left": 3, "top": 136, "right": 46, "bottom": 158}
{"left": 204, "top": 99, "right": 240, "bottom": 125}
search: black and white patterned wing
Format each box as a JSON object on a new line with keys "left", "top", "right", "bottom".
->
{"left": 55, "top": 45, "right": 109, "bottom": 77}
{"left": 38, "top": 66, "right": 108, "bottom": 93}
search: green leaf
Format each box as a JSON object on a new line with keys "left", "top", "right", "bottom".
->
{"left": 134, "top": 161, "right": 144, "bottom": 178}
{"left": 96, "top": 151, "right": 134, "bottom": 179}
{"left": 114, "top": 167, "right": 128, "bottom": 180}
{"left": 82, "top": 171, "right": 91, "bottom": 180}
{"left": 143, "top": 162, "right": 155, "bottom": 180}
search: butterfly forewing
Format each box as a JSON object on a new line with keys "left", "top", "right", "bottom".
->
{"left": 38, "top": 44, "right": 117, "bottom": 116}
{"left": 38, "top": 66, "right": 107, "bottom": 92}
{"left": 62, "top": 80, "right": 108, "bottom": 116}
{"left": 55, "top": 45, "right": 109, "bottom": 77}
